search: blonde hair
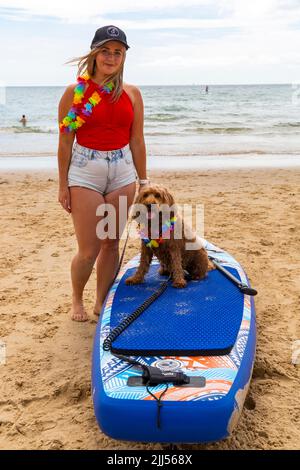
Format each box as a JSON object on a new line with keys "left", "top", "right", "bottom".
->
{"left": 65, "top": 45, "right": 126, "bottom": 103}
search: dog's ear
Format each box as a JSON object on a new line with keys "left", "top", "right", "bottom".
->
{"left": 160, "top": 186, "right": 174, "bottom": 206}
{"left": 158, "top": 186, "right": 178, "bottom": 219}
{"left": 166, "top": 189, "right": 178, "bottom": 216}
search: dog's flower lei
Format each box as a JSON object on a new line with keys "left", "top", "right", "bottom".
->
{"left": 59, "top": 72, "right": 115, "bottom": 133}
{"left": 138, "top": 216, "right": 177, "bottom": 249}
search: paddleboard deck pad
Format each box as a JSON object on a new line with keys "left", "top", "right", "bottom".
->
{"left": 92, "top": 240, "right": 256, "bottom": 443}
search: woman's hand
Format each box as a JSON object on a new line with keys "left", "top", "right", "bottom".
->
{"left": 58, "top": 184, "right": 71, "bottom": 213}
{"left": 138, "top": 179, "right": 150, "bottom": 192}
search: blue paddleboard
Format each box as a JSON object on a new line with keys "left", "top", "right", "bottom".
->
{"left": 92, "top": 239, "right": 256, "bottom": 443}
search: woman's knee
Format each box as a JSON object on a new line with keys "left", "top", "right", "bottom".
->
{"left": 75, "top": 250, "right": 99, "bottom": 265}
{"left": 100, "top": 238, "right": 120, "bottom": 253}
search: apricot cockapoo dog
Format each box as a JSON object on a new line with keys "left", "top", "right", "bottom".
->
{"left": 125, "top": 184, "right": 212, "bottom": 288}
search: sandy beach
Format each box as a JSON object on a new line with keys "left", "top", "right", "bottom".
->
{"left": 0, "top": 167, "right": 299, "bottom": 450}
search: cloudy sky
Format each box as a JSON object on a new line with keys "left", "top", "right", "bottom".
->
{"left": 1, "top": 0, "right": 300, "bottom": 86}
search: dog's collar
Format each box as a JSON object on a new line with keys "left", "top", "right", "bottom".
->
{"left": 138, "top": 216, "right": 177, "bottom": 249}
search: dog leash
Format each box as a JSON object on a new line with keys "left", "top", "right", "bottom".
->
{"left": 110, "top": 192, "right": 137, "bottom": 286}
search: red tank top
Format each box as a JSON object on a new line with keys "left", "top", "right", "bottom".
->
{"left": 76, "top": 84, "right": 134, "bottom": 151}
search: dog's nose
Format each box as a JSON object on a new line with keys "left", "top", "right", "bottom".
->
{"left": 132, "top": 211, "right": 140, "bottom": 219}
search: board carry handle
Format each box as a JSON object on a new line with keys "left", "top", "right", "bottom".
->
{"left": 208, "top": 256, "right": 258, "bottom": 296}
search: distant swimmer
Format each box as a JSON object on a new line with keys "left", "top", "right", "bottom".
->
{"left": 205, "top": 85, "right": 209, "bottom": 94}
{"left": 19, "top": 114, "right": 27, "bottom": 127}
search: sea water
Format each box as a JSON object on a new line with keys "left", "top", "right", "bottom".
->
{"left": 0, "top": 84, "right": 299, "bottom": 170}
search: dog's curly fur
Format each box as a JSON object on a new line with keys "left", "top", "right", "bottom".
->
{"left": 125, "top": 184, "right": 212, "bottom": 288}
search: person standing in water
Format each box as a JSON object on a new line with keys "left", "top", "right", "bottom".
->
{"left": 19, "top": 115, "right": 27, "bottom": 127}
{"left": 57, "top": 25, "right": 149, "bottom": 322}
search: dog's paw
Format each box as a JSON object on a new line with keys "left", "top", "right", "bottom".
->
{"left": 172, "top": 279, "right": 187, "bottom": 288}
{"left": 191, "top": 274, "right": 205, "bottom": 280}
{"left": 125, "top": 276, "right": 143, "bottom": 285}
{"left": 208, "top": 260, "right": 215, "bottom": 271}
{"left": 159, "top": 267, "right": 170, "bottom": 276}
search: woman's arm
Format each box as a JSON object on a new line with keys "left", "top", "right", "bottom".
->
{"left": 57, "top": 84, "right": 76, "bottom": 187}
{"left": 57, "top": 84, "right": 77, "bottom": 213}
{"left": 129, "top": 87, "right": 148, "bottom": 182}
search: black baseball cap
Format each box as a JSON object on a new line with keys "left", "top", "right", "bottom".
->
{"left": 90, "top": 25, "right": 130, "bottom": 50}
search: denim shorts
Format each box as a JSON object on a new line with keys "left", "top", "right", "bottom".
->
{"left": 68, "top": 142, "right": 137, "bottom": 195}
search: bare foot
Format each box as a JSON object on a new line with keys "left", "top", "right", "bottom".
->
{"left": 71, "top": 301, "right": 88, "bottom": 322}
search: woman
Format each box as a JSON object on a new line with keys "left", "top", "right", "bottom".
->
{"left": 57, "top": 25, "right": 149, "bottom": 322}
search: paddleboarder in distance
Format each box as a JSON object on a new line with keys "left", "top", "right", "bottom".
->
{"left": 205, "top": 85, "right": 209, "bottom": 94}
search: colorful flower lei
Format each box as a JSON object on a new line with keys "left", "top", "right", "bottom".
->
{"left": 59, "top": 72, "right": 115, "bottom": 133}
{"left": 138, "top": 216, "right": 177, "bottom": 249}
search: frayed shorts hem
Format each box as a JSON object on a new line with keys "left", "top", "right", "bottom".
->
{"left": 68, "top": 178, "right": 136, "bottom": 196}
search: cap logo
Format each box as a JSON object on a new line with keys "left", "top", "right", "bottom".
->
{"left": 107, "top": 27, "right": 120, "bottom": 37}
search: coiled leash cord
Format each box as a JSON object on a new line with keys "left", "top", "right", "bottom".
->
{"left": 103, "top": 275, "right": 170, "bottom": 352}
{"left": 103, "top": 275, "right": 172, "bottom": 429}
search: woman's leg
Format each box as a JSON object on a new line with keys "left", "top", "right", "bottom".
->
{"left": 70, "top": 186, "right": 105, "bottom": 321}
{"left": 94, "top": 182, "right": 136, "bottom": 314}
